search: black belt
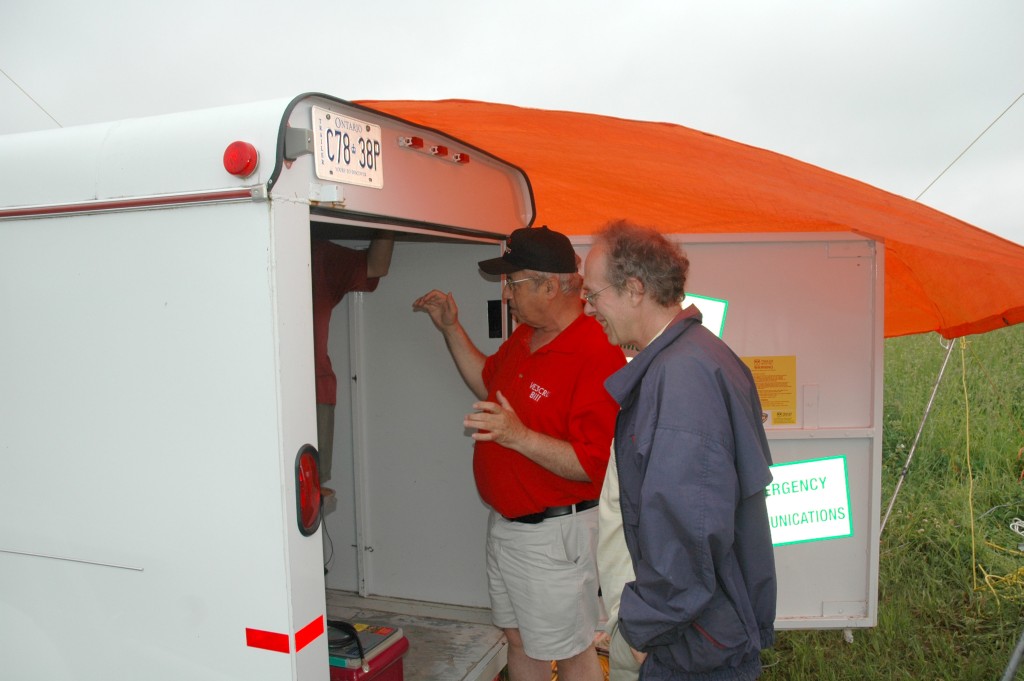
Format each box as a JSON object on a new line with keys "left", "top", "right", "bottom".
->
{"left": 506, "top": 499, "right": 599, "bottom": 524}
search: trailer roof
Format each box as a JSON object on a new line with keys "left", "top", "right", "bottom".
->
{"left": 0, "top": 98, "right": 291, "bottom": 211}
{"left": 360, "top": 99, "right": 1024, "bottom": 339}
{"left": 0, "top": 94, "right": 533, "bottom": 240}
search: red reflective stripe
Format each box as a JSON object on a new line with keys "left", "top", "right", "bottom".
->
{"left": 295, "top": 615, "right": 325, "bottom": 651}
{"left": 246, "top": 628, "right": 290, "bottom": 653}
{"left": 245, "top": 616, "right": 324, "bottom": 654}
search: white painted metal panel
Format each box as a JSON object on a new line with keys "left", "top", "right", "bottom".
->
{"left": 0, "top": 202, "right": 307, "bottom": 680}
{"left": 269, "top": 199, "right": 331, "bottom": 681}
{"left": 0, "top": 99, "right": 286, "bottom": 209}
{"left": 767, "top": 435, "right": 879, "bottom": 627}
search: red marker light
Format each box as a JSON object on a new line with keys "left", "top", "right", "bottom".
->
{"left": 453, "top": 152, "right": 470, "bottom": 164}
{"left": 430, "top": 145, "right": 448, "bottom": 157}
{"left": 399, "top": 135, "right": 424, "bottom": 149}
{"left": 223, "top": 141, "right": 259, "bottom": 177}
{"left": 295, "top": 445, "right": 322, "bottom": 536}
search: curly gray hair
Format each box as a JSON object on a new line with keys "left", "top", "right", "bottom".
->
{"left": 594, "top": 220, "right": 689, "bottom": 306}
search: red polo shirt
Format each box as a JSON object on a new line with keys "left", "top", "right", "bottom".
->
{"left": 475, "top": 313, "right": 625, "bottom": 518}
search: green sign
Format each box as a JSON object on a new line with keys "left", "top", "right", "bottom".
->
{"left": 766, "top": 455, "right": 853, "bottom": 546}
{"left": 682, "top": 293, "right": 729, "bottom": 338}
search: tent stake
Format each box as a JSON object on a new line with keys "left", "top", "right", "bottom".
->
{"left": 880, "top": 337, "right": 958, "bottom": 535}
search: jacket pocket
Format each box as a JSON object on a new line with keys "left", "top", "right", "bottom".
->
{"left": 665, "top": 589, "right": 753, "bottom": 673}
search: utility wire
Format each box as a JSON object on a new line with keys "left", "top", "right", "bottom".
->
{"left": 915, "top": 90, "right": 1024, "bottom": 201}
{"left": 0, "top": 66, "right": 63, "bottom": 128}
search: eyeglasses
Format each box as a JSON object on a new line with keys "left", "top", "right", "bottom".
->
{"left": 583, "top": 283, "right": 614, "bottom": 305}
{"left": 503, "top": 276, "right": 538, "bottom": 291}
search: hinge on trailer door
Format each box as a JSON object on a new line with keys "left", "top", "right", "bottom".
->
{"left": 284, "top": 127, "right": 314, "bottom": 160}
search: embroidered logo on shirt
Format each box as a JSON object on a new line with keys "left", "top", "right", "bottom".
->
{"left": 529, "top": 382, "right": 550, "bottom": 402}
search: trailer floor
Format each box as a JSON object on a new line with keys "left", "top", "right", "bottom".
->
{"left": 325, "top": 590, "right": 507, "bottom": 681}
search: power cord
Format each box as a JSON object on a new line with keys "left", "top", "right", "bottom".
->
{"left": 327, "top": 620, "right": 370, "bottom": 673}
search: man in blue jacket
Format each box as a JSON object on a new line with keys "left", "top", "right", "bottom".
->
{"left": 583, "top": 220, "right": 776, "bottom": 681}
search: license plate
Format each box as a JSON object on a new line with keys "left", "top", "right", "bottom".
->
{"left": 311, "top": 106, "right": 384, "bottom": 189}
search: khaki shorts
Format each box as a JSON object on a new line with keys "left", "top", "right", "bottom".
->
{"left": 608, "top": 620, "right": 642, "bottom": 681}
{"left": 486, "top": 507, "right": 600, "bottom": 660}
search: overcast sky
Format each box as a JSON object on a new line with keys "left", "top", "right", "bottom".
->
{"left": 2, "top": 0, "right": 1021, "bottom": 245}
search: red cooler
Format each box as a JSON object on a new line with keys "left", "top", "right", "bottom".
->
{"left": 329, "top": 634, "right": 409, "bottom": 681}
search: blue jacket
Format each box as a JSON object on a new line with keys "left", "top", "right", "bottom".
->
{"left": 606, "top": 307, "right": 777, "bottom": 681}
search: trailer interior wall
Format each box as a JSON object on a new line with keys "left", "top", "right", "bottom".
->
{"left": 322, "top": 237, "right": 504, "bottom": 608}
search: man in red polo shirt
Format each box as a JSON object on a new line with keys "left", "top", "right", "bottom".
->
{"left": 413, "top": 226, "right": 625, "bottom": 681}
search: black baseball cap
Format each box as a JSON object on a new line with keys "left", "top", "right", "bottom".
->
{"left": 478, "top": 225, "right": 578, "bottom": 275}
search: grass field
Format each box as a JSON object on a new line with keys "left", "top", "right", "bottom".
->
{"left": 763, "top": 324, "right": 1024, "bottom": 680}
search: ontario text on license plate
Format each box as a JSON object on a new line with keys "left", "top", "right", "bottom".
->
{"left": 311, "top": 106, "right": 383, "bottom": 189}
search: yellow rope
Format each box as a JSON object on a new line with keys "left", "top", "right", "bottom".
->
{"left": 977, "top": 563, "right": 1001, "bottom": 602}
{"left": 955, "top": 336, "right": 1024, "bottom": 605}
{"left": 979, "top": 542, "right": 1024, "bottom": 602}
{"left": 974, "top": 559, "right": 1024, "bottom": 601}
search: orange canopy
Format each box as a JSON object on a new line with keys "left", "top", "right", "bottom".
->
{"left": 360, "top": 99, "right": 1024, "bottom": 339}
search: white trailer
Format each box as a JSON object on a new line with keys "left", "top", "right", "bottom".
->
{"left": 0, "top": 91, "right": 888, "bottom": 681}
{"left": 0, "top": 93, "right": 533, "bottom": 680}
